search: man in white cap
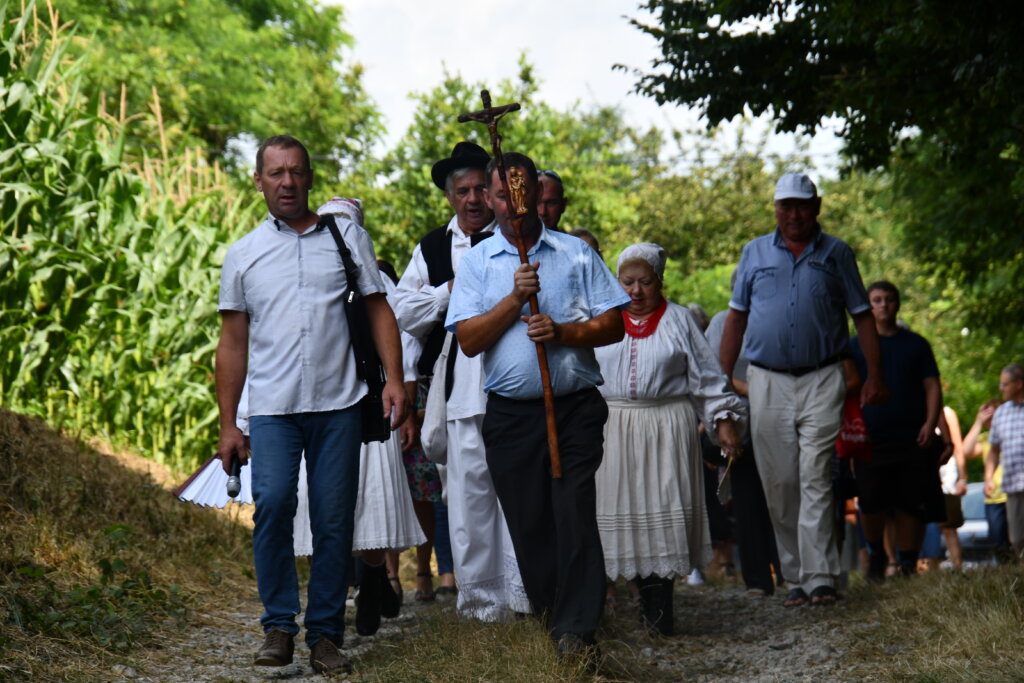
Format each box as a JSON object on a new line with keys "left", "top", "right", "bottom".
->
{"left": 720, "top": 172, "right": 887, "bottom": 607}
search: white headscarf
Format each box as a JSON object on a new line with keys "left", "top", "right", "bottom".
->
{"left": 617, "top": 242, "right": 667, "bottom": 280}
{"left": 316, "top": 197, "right": 364, "bottom": 226}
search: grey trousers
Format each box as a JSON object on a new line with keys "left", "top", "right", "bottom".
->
{"left": 748, "top": 363, "right": 845, "bottom": 592}
{"left": 1005, "top": 491, "right": 1024, "bottom": 556}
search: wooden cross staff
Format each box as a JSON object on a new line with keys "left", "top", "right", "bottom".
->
{"left": 458, "top": 90, "right": 562, "bottom": 478}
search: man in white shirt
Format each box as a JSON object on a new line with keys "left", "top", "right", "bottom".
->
{"left": 216, "top": 135, "right": 406, "bottom": 674}
{"left": 395, "top": 142, "right": 530, "bottom": 621}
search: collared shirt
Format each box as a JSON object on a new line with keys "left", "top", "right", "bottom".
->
{"left": 445, "top": 226, "right": 630, "bottom": 399}
{"left": 729, "top": 226, "right": 869, "bottom": 368}
{"left": 219, "top": 214, "right": 385, "bottom": 417}
{"left": 394, "top": 215, "right": 495, "bottom": 339}
{"left": 991, "top": 400, "right": 1024, "bottom": 494}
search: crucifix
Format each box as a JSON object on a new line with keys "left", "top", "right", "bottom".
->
{"left": 459, "top": 90, "right": 563, "bottom": 478}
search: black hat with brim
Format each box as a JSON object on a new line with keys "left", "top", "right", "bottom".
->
{"left": 431, "top": 141, "right": 491, "bottom": 190}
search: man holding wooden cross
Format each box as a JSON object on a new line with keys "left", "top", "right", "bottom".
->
{"left": 445, "top": 152, "right": 628, "bottom": 662}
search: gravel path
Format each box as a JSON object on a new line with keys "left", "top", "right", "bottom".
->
{"left": 113, "top": 580, "right": 881, "bottom": 682}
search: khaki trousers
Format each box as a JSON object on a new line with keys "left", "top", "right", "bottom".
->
{"left": 748, "top": 363, "right": 845, "bottom": 592}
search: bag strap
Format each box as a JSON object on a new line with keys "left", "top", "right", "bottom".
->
{"left": 321, "top": 214, "right": 385, "bottom": 389}
{"left": 321, "top": 214, "right": 361, "bottom": 299}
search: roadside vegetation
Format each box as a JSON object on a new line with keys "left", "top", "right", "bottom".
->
{"left": 3, "top": 1, "right": 1018, "bottom": 475}
{"left": 2, "top": 1, "right": 1023, "bottom": 678}
{"left": 0, "top": 408, "right": 251, "bottom": 681}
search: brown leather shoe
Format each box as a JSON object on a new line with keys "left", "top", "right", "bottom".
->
{"left": 309, "top": 637, "right": 351, "bottom": 674}
{"left": 254, "top": 628, "right": 294, "bottom": 666}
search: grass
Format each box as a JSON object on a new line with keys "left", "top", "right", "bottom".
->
{"left": 0, "top": 408, "right": 252, "bottom": 681}
{"left": 3, "top": 407, "right": 1024, "bottom": 681}
{"left": 843, "top": 564, "right": 1024, "bottom": 681}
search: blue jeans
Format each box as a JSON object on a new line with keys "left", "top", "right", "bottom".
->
{"left": 249, "top": 408, "right": 361, "bottom": 646}
{"left": 433, "top": 501, "right": 454, "bottom": 575}
{"left": 986, "top": 502, "right": 1010, "bottom": 549}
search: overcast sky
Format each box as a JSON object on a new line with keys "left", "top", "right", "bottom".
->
{"left": 334, "top": 0, "right": 842, "bottom": 176}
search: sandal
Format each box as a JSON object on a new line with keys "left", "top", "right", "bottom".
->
{"left": 809, "top": 585, "right": 838, "bottom": 606}
{"left": 414, "top": 571, "right": 435, "bottom": 602}
{"left": 783, "top": 587, "right": 808, "bottom": 608}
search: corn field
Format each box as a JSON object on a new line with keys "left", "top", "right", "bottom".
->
{"left": 1, "top": 1, "right": 261, "bottom": 469}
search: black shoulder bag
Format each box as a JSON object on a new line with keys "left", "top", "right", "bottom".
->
{"left": 322, "top": 215, "right": 391, "bottom": 443}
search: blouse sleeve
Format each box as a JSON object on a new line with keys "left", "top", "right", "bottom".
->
{"left": 677, "top": 307, "right": 748, "bottom": 443}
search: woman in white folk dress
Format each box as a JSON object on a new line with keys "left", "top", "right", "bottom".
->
{"left": 594, "top": 243, "right": 745, "bottom": 635}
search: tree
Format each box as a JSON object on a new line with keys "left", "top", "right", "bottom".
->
{"left": 627, "top": 1, "right": 1024, "bottom": 333}
{"left": 53, "top": 0, "right": 381, "bottom": 175}
{"left": 2, "top": 1, "right": 261, "bottom": 467}
{"left": 341, "top": 59, "right": 662, "bottom": 270}
{"left": 625, "top": 123, "right": 806, "bottom": 270}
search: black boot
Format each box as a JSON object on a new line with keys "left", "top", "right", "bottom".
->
{"left": 356, "top": 561, "right": 384, "bottom": 636}
{"left": 638, "top": 575, "right": 675, "bottom": 636}
{"left": 866, "top": 543, "right": 887, "bottom": 583}
{"left": 653, "top": 577, "right": 675, "bottom": 636}
{"left": 380, "top": 568, "right": 401, "bottom": 619}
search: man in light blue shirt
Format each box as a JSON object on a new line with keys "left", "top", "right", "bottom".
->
{"left": 720, "top": 173, "right": 887, "bottom": 608}
{"left": 446, "top": 152, "right": 628, "bottom": 663}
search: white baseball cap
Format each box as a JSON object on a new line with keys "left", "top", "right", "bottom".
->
{"left": 774, "top": 173, "right": 817, "bottom": 201}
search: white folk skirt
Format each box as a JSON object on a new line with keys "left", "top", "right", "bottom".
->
{"left": 294, "top": 429, "right": 426, "bottom": 556}
{"left": 595, "top": 396, "right": 711, "bottom": 580}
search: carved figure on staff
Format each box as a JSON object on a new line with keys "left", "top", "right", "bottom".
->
{"left": 507, "top": 167, "right": 528, "bottom": 215}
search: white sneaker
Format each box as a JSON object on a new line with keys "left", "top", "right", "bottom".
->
{"left": 687, "top": 568, "right": 704, "bottom": 585}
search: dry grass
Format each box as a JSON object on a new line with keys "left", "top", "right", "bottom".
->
{"left": 842, "top": 563, "right": 1024, "bottom": 681}
{"left": 0, "top": 409, "right": 252, "bottom": 681}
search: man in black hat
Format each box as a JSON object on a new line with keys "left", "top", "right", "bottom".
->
{"left": 395, "top": 142, "right": 529, "bottom": 621}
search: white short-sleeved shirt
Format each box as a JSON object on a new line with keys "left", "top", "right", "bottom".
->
{"left": 219, "top": 215, "right": 384, "bottom": 417}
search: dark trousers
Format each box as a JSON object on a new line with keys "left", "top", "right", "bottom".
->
{"left": 483, "top": 388, "right": 608, "bottom": 643}
{"left": 732, "top": 448, "right": 781, "bottom": 593}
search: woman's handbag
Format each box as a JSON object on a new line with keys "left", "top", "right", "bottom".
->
{"left": 323, "top": 215, "right": 390, "bottom": 444}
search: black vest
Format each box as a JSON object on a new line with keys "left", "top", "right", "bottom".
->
{"left": 416, "top": 225, "right": 493, "bottom": 398}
